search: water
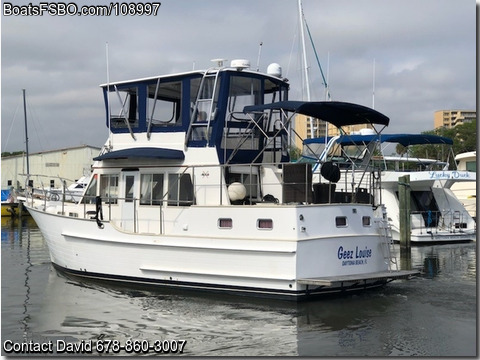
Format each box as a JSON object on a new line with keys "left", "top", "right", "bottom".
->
{"left": 1, "top": 216, "right": 477, "bottom": 356}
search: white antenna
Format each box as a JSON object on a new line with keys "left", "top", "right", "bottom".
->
{"left": 372, "top": 58, "right": 376, "bottom": 109}
{"left": 256, "top": 41, "right": 263, "bottom": 71}
{"left": 211, "top": 58, "right": 227, "bottom": 67}
{"left": 106, "top": 42, "right": 112, "bottom": 148}
{"left": 325, "top": 52, "right": 330, "bottom": 143}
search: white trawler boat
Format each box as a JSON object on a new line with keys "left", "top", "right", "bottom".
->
{"left": 304, "top": 133, "right": 476, "bottom": 244}
{"left": 450, "top": 151, "right": 476, "bottom": 219}
{"left": 26, "top": 60, "right": 417, "bottom": 300}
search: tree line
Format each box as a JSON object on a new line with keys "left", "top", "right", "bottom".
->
{"left": 396, "top": 119, "right": 476, "bottom": 168}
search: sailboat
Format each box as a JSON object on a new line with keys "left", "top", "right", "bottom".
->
{"left": 1, "top": 89, "right": 30, "bottom": 217}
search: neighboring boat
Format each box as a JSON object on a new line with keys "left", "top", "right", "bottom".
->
{"left": 303, "top": 133, "right": 476, "bottom": 244}
{"left": 25, "top": 60, "right": 417, "bottom": 300}
{"left": 450, "top": 151, "right": 476, "bottom": 219}
{"left": 1, "top": 188, "right": 29, "bottom": 217}
{"left": 2, "top": 90, "right": 32, "bottom": 217}
{"left": 27, "top": 175, "right": 89, "bottom": 204}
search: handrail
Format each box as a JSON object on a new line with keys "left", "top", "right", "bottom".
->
{"left": 29, "top": 162, "right": 386, "bottom": 236}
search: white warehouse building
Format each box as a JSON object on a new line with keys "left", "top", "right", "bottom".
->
{"left": 1, "top": 145, "right": 101, "bottom": 190}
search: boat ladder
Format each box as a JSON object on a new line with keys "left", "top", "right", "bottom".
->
{"left": 378, "top": 217, "right": 398, "bottom": 271}
{"left": 186, "top": 70, "right": 221, "bottom": 144}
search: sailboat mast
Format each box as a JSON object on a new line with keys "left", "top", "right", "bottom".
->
{"left": 298, "top": 0, "right": 314, "bottom": 138}
{"left": 22, "top": 89, "right": 29, "bottom": 175}
{"left": 298, "top": 0, "right": 311, "bottom": 102}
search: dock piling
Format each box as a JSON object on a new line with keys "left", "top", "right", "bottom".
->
{"left": 398, "top": 175, "right": 411, "bottom": 265}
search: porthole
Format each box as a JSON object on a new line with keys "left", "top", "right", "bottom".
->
{"left": 335, "top": 216, "right": 347, "bottom": 227}
{"left": 362, "top": 216, "right": 371, "bottom": 226}
{"left": 218, "top": 218, "right": 233, "bottom": 229}
{"left": 257, "top": 219, "right": 273, "bottom": 230}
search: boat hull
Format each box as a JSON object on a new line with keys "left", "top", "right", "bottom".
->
{"left": 27, "top": 204, "right": 413, "bottom": 300}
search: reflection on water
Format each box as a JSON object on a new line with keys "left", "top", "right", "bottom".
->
{"left": 1, "top": 218, "right": 477, "bottom": 356}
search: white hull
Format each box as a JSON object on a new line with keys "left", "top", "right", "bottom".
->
{"left": 28, "top": 202, "right": 409, "bottom": 300}
{"left": 26, "top": 66, "right": 418, "bottom": 300}
{"left": 451, "top": 151, "right": 476, "bottom": 219}
{"left": 380, "top": 171, "right": 476, "bottom": 243}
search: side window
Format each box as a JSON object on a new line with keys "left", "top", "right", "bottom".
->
{"left": 100, "top": 174, "right": 119, "bottom": 204}
{"left": 125, "top": 175, "right": 135, "bottom": 202}
{"left": 82, "top": 174, "right": 98, "bottom": 204}
{"left": 140, "top": 174, "right": 164, "bottom": 205}
{"left": 147, "top": 80, "right": 182, "bottom": 127}
{"left": 110, "top": 86, "right": 139, "bottom": 129}
{"left": 167, "top": 173, "right": 195, "bottom": 206}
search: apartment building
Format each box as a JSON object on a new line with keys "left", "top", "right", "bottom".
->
{"left": 434, "top": 110, "right": 476, "bottom": 129}
{"left": 293, "top": 114, "right": 374, "bottom": 151}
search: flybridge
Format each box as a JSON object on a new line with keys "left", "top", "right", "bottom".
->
{"left": 102, "top": 62, "right": 291, "bottom": 164}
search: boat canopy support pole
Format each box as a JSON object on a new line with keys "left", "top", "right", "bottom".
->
{"left": 113, "top": 85, "right": 136, "bottom": 140}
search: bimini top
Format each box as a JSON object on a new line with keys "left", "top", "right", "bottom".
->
{"left": 243, "top": 101, "right": 390, "bottom": 128}
{"left": 304, "top": 133, "right": 453, "bottom": 147}
{"left": 332, "top": 133, "right": 453, "bottom": 147}
{"left": 93, "top": 147, "right": 185, "bottom": 161}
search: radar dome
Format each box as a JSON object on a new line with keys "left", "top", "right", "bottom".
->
{"left": 231, "top": 59, "right": 250, "bottom": 71}
{"left": 267, "top": 63, "right": 282, "bottom": 77}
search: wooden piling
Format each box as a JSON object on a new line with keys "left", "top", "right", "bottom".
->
{"left": 398, "top": 175, "right": 411, "bottom": 251}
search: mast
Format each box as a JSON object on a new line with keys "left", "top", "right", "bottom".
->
{"left": 298, "top": 0, "right": 314, "bottom": 138}
{"left": 22, "top": 89, "right": 30, "bottom": 175}
{"left": 372, "top": 58, "right": 376, "bottom": 109}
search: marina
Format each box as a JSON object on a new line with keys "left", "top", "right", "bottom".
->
{"left": 1, "top": 216, "right": 476, "bottom": 356}
{"left": 303, "top": 133, "right": 476, "bottom": 243}
{"left": 1, "top": 1, "right": 475, "bottom": 355}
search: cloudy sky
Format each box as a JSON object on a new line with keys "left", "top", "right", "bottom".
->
{"left": 1, "top": 0, "right": 476, "bottom": 153}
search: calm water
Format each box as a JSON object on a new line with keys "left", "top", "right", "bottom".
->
{"left": 1, "top": 216, "right": 477, "bottom": 357}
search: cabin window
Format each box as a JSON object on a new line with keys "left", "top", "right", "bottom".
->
{"left": 110, "top": 86, "right": 139, "bottom": 129}
{"left": 466, "top": 160, "right": 476, "bottom": 172}
{"left": 7, "top": 180, "right": 12, "bottom": 186}
{"left": 218, "top": 218, "right": 233, "bottom": 229}
{"left": 82, "top": 174, "right": 97, "bottom": 204}
{"left": 257, "top": 219, "right": 273, "bottom": 230}
{"left": 193, "top": 75, "right": 220, "bottom": 117}
{"left": 125, "top": 175, "right": 135, "bottom": 202}
{"left": 335, "top": 216, "right": 348, "bottom": 227}
{"left": 221, "top": 76, "right": 262, "bottom": 151}
{"left": 100, "top": 174, "right": 119, "bottom": 204}
{"left": 227, "top": 76, "right": 261, "bottom": 113}
{"left": 167, "top": 173, "right": 195, "bottom": 206}
{"left": 264, "top": 78, "right": 287, "bottom": 104}
{"left": 362, "top": 216, "right": 371, "bottom": 226}
{"left": 140, "top": 174, "right": 164, "bottom": 205}
{"left": 147, "top": 80, "right": 182, "bottom": 127}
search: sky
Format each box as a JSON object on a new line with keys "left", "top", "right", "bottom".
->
{"left": 1, "top": 0, "right": 477, "bottom": 154}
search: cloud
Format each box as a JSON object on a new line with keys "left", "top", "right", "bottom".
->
{"left": 1, "top": 0, "right": 476, "bottom": 153}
